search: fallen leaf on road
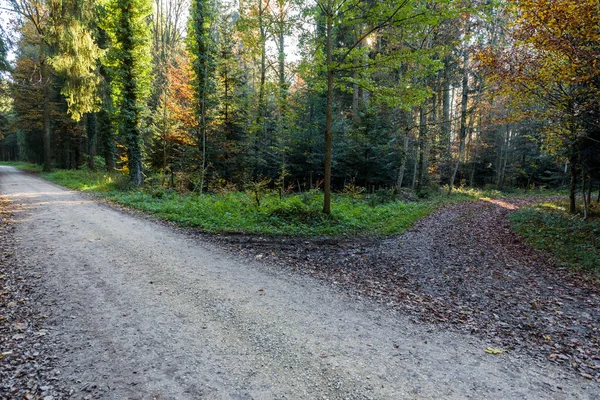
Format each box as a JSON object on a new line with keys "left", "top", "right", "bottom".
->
{"left": 485, "top": 347, "right": 505, "bottom": 354}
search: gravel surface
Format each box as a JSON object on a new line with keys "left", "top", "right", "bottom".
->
{"left": 0, "top": 165, "right": 598, "bottom": 399}
{"left": 208, "top": 198, "right": 600, "bottom": 383}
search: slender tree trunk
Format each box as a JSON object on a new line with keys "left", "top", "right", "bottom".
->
{"left": 352, "top": 81, "right": 359, "bottom": 118}
{"left": 86, "top": 113, "right": 98, "bottom": 171}
{"left": 582, "top": 170, "right": 589, "bottom": 220}
{"left": 430, "top": 90, "right": 438, "bottom": 169}
{"left": 162, "top": 89, "right": 168, "bottom": 184}
{"left": 448, "top": 52, "right": 470, "bottom": 195}
{"left": 323, "top": 5, "right": 333, "bottom": 215}
{"left": 352, "top": 38, "right": 360, "bottom": 119}
{"left": 199, "top": 58, "right": 208, "bottom": 193}
{"left": 98, "top": 109, "right": 116, "bottom": 172}
{"left": 442, "top": 57, "right": 452, "bottom": 155}
{"left": 467, "top": 109, "right": 478, "bottom": 187}
{"left": 278, "top": 30, "right": 285, "bottom": 100}
{"left": 416, "top": 105, "right": 427, "bottom": 190}
{"left": 277, "top": 20, "right": 287, "bottom": 176}
{"left": 569, "top": 151, "right": 577, "bottom": 214}
{"left": 257, "top": 0, "right": 267, "bottom": 138}
{"left": 497, "top": 126, "right": 510, "bottom": 190}
{"left": 411, "top": 142, "right": 419, "bottom": 191}
{"left": 396, "top": 128, "right": 409, "bottom": 191}
{"left": 42, "top": 67, "right": 52, "bottom": 172}
{"left": 448, "top": 141, "right": 463, "bottom": 195}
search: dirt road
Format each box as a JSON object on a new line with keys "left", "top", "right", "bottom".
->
{"left": 1, "top": 166, "right": 596, "bottom": 399}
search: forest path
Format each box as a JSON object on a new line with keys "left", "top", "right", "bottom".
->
{"left": 0, "top": 166, "right": 595, "bottom": 399}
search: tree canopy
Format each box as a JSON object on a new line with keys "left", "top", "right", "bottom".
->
{"left": 0, "top": 0, "right": 598, "bottom": 213}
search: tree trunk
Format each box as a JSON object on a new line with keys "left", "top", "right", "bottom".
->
{"left": 448, "top": 52, "right": 470, "bottom": 195}
{"left": 257, "top": 0, "right": 267, "bottom": 137}
{"left": 497, "top": 126, "right": 510, "bottom": 190}
{"left": 120, "top": 0, "right": 143, "bottom": 187}
{"left": 569, "top": 152, "right": 577, "bottom": 214}
{"left": 278, "top": 29, "right": 286, "bottom": 100}
{"left": 277, "top": 19, "right": 287, "bottom": 175}
{"left": 323, "top": 5, "right": 333, "bottom": 215}
{"left": 467, "top": 109, "right": 479, "bottom": 187}
{"left": 582, "top": 170, "right": 588, "bottom": 220}
{"left": 396, "top": 128, "right": 410, "bottom": 191}
{"left": 352, "top": 81, "right": 359, "bottom": 118}
{"left": 42, "top": 67, "right": 52, "bottom": 172}
{"left": 98, "top": 109, "right": 116, "bottom": 171}
{"left": 86, "top": 113, "right": 98, "bottom": 171}
{"left": 442, "top": 57, "right": 452, "bottom": 154}
{"left": 416, "top": 105, "right": 427, "bottom": 190}
{"left": 411, "top": 141, "right": 419, "bottom": 191}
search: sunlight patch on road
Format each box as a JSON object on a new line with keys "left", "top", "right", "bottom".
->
{"left": 482, "top": 198, "right": 519, "bottom": 210}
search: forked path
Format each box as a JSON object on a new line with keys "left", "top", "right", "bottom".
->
{"left": 1, "top": 166, "right": 596, "bottom": 399}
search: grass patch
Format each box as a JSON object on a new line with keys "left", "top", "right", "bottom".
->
{"left": 0, "top": 162, "right": 567, "bottom": 237}
{"left": 41, "top": 169, "right": 129, "bottom": 192}
{"left": 42, "top": 171, "right": 457, "bottom": 236}
{"left": 101, "top": 189, "right": 442, "bottom": 236}
{"left": 510, "top": 201, "right": 600, "bottom": 273}
{"left": 0, "top": 161, "right": 43, "bottom": 172}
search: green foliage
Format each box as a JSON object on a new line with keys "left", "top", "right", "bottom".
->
{"left": 32, "top": 167, "right": 468, "bottom": 237}
{"left": 0, "top": 27, "right": 11, "bottom": 72}
{"left": 187, "top": 0, "right": 216, "bottom": 132}
{"left": 101, "top": 0, "right": 153, "bottom": 185}
{"left": 511, "top": 202, "right": 600, "bottom": 272}
{"left": 28, "top": 166, "right": 567, "bottom": 237}
{"left": 102, "top": 190, "right": 442, "bottom": 236}
{"left": 0, "top": 161, "right": 43, "bottom": 172}
{"left": 41, "top": 169, "right": 128, "bottom": 192}
{"left": 49, "top": 0, "right": 103, "bottom": 121}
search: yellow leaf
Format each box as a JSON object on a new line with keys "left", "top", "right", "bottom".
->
{"left": 485, "top": 347, "right": 505, "bottom": 354}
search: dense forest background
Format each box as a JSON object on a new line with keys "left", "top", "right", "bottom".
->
{"left": 0, "top": 0, "right": 598, "bottom": 214}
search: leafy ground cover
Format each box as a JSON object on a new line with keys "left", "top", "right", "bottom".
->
{"left": 511, "top": 201, "right": 600, "bottom": 273}
{"left": 3, "top": 163, "right": 565, "bottom": 237}
{"left": 0, "top": 162, "right": 42, "bottom": 172}
{"left": 0, "top": 196, "right": 69, "bottom": 398}
{"left": 1, "top": 165, "right": 459, "bottom": 236}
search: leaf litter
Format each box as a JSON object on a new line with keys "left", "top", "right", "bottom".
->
{"left": 206, "top": 197, "right": 600, "bottom": 385}
{"left": 0, "top": 197, "right": 71, "bottom": 399}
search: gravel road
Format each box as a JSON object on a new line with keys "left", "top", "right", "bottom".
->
{"left": 1, "top": 166, "right": 596, "bottom": 399}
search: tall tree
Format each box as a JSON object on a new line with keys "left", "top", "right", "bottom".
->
{"left": 315, "top": 0, "right": 448, "bottom": 213}
{"left": 103, "top": 0, "right": 152, "bottom": 185}
{"left": 5, "top": 0, "right": 54, "bottom": 170}
{"left": 188, "top": 0, "right": 215, "bottom": 192}
{"left": 480, "top": 0, "right": 600, "bottom": 213}
{"left": 6, "top": 0, "right": 103, "bottom": 170}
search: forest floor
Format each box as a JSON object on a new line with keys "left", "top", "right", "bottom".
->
{"left": 0, "top": 165, "right": 598, "bottom": 399}
{"left": 207, "top": 197, "right": 600, "bottom": 386}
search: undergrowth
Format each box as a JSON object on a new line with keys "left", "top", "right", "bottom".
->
{"left": 0, "top": 161, "right": 43, "bottom": 172}
{"left": 2, "top": 162, "right": 566, "bottom": 237}
{"left": 511, "top": 201, "right": 600, "bottom": 273}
